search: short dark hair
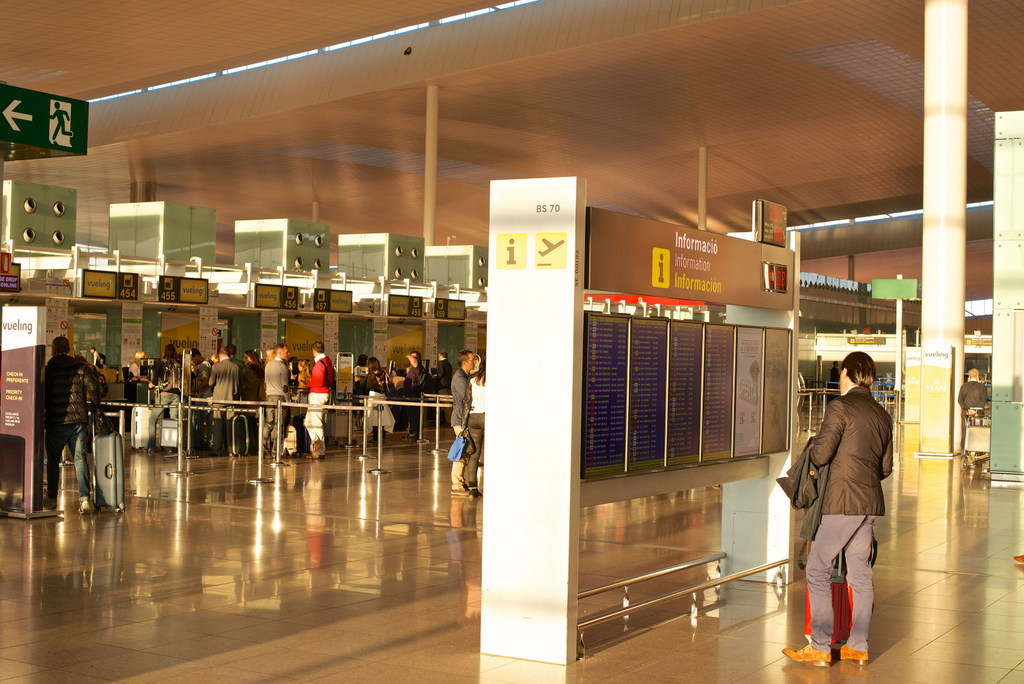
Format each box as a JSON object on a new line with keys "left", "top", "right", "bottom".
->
{"left": 275, "top": 342, "right": 288, "bottom": 353}
{"left": 456, "top": 349, "right": 474, "bottom": 366}
{"left": 225, "top": 343, "right": 237, "bottom": 356}
{"left": 52, "top": 336, "right": 71, "bottom": 355}
{"left": 312, "top": 341, "right": 325, "bottom": 354}
{"left": 842, "top": 351, "right": 875, "bottom": 388}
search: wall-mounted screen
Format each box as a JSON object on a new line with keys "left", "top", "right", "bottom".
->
{"left": 762, "top": 328, "right": 791, "bottom": 453}
{"left": 734, "top": 327, "right": 764, "bottom": 457}
{"left": 582, "top": 313, "right": 629, "bottom": 478}
{"left": 702, "top": 325, "right": 734, "bottom": 461}
{"left": 667, "top": 322, "right": 703, "bottom": 466}
{"left": 388, "top": 294, "right": 423, "bottom": 317}
{"left": 627, "top": 318, "right": 668, "bottom": 471}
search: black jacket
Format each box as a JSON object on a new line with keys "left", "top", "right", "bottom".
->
{"left": 957, "top": 381, "right": 988, "bottom": 412}
{"left": 778, "top": 436, "right": 831, "bottom": 541}
{"left": 810, "top": 385, "right": 893, "bottom": 516}
{"left": 438, "top": 359, "right": 453, "bottom": 390}
{"left": 44, "top": 354, "right": 100, "bottom": 426}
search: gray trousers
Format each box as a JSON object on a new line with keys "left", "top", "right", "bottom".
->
{"left": 807, "top": 514, "right": 875, "bottom": 653}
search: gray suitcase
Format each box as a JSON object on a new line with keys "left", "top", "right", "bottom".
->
{"left": 160, "top": 418, "right": 179, "bottom": 450}
{"left": 93, "top": 418, "right": 126, "bottom": 512}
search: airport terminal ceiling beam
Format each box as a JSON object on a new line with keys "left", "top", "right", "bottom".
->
{"left": 85, "top": 0, "right": 798, "bottom": 147}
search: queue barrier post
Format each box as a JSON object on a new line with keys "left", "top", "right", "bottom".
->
{"left": 432, "top": 395, "right": 444, "bottom": 456}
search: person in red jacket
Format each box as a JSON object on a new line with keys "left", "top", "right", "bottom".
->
{"left": 304, "top": 341, "right": 334, "bottom": 458}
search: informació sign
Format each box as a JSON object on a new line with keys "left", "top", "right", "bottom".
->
{"left": 0, "top": 84, "right": 89, "bottom": 160}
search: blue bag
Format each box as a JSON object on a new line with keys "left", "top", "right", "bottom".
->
{"left": 447, "top": 435, "right": 468, "bottom": 462}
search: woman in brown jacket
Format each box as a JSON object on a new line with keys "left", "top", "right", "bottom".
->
{"left": 784, "top": 351, "right": 893, "bottom": 666}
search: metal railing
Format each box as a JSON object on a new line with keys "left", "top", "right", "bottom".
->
{"left": 576, "top": 557, "right": 788, "bottom": 658}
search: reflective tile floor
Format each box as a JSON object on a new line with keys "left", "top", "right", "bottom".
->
{"left": 1, "top": 428, "right": 1023, "bottom": 682}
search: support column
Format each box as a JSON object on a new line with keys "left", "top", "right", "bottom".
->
{"left": 423, "top": 85, "right": 439, "bottom": 247}
{"left": 697, "top": 146, "right": 708, "bottom": 231}
{"left": 129, "top": 180, "right": 156, "bottom": 203}
{"left": 919, "top": 0, "right": 967, "bottom": 454}
{"left": 847, "top": 254, "right": 855, "bottom": 281}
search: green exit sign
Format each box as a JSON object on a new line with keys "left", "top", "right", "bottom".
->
{"left": 872, "top": 278, "right": 919, "bottom": 300}
{"left": 0, "top": 84, "right": 89, "bottom": 160}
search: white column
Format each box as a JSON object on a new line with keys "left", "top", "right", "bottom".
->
{"left": 481, "top": 178, "right": 585, "bottom": 664}
{"left": 920, "top": 0, "right": 967, "bottom": 453}
{"left": 423, "top": 85, "right": 439, "bottom": 247}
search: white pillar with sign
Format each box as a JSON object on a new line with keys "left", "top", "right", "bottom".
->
{"left": 481, "top": 177, "right": 585, "bottom": 665}
{"left": 121, "top": 302, "right": 143, "bottom": 368}
{"left": 372, "top": 317, "right": 387, "bottom": 360}
{"left": 260, "top": 311, "right": 277, "bottom": 351}
{"left": 199, "top": 307, "right": 218, "bottom": 357}
{"left": 424, "top": 320, "right": 438, "bottom": 369}
{"left": 323, "top": 314, "right": 339, "bottom": 359}
{"left": 464, "top": 322, "right": 478, "bottom": 355}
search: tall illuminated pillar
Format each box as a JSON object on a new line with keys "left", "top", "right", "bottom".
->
{"left": 919, "top": 0, "right": 967, "bottom": 455}
{"left": 423, "top": 84, "right": 439, "bottom": 247}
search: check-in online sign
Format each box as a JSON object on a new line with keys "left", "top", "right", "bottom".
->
{"left": 0, "top": 84, "right": 89, "bottom": 158}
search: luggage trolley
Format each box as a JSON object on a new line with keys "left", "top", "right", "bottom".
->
{"left": 963, "top": 406, "right": 990, "bottom": 470}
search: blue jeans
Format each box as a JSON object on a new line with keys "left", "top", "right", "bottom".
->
{"left": 45, "top": 422, "right": 90, "bottom": 499}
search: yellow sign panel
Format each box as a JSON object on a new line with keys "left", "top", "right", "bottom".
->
{"left": 178, "top": 277, "right": 209, "bottom": 304}
{"left": 81, "top": 269, "right": 117, "bottom": 298}
{"left": 255, "top": 284, "right": 282, "bottom": 308}
{"left": 651, "top": 248, "right": 670, "bottom": 289}
{"left": 495, "top": 233, "right": 527, "bottom": 270}
{"left": 535, "top": 232, "right": 567, "bottom": 269}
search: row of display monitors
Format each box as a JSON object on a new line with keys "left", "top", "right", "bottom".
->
{"left": 582, "top": 313, "right": 791, "bottom": 479}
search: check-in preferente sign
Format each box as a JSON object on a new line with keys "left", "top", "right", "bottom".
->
{"left": 0, "top": 84, "right": 89, "bottom": 159}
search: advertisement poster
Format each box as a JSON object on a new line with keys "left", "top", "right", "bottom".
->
{"left": 0, "top": 307, "right": 47, "bottom": 513}
{"left": 920, "top": 346, "right": 953, "bottom": 453}
{"left": 199, "top": 307, "right": 219, "bottom": 358}
{"left": 45, "top": 297, "right": 71, "bottom": 348}
{"left": 385, "top": 323, "right": 425, "bottom": 370}
{"left": 904, "top": 348, "right": 921, "bottom": 423}
{"left": 424, "top": 320, "right": 438, "bottom": 372}
{"left": 761, "top": 328, "right": 791, "bottom": 454}
{"left": 121, "top": 302, "right": 143, "bottom": 367}
{"left": 260, "top": 311, "right": 278, "bottom": 352}
{"left": 372, "top": 317, "right": 387, "bottom": 360}
{"left": 733, "top": 327, "right": 763, "bottom": 457}
{"left": 323, "top": 314, "right": 339, "bottom": 359}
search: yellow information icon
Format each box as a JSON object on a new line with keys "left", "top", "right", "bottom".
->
{"left": 652, "top": 248, "right": 670, "bottom": 288}
{"left": 535, "top": 232, "right": 567, "bottom": 269}
{"left": 496, "top": 233, "right": 527, "bottom": 269}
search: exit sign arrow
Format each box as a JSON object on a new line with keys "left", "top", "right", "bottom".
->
{"left": 3, "top": 100, "right": 32, "bottom": 131}
{"left": 0, "top": 83, "right": 88, "bottom": 159}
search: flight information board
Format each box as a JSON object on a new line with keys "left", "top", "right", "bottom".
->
{"left": 667, "top": 322, "right": 703, "bottom": 465}
{"left": 761, "top": 328, "right": 791, "bottom": 453}
{"left": 627, "top": 318, "right": 668, "bottom": 471}
{"left": 582, "top": 314, "right": 629, "bottom": 477}
{"left": 702, "top": 325, "right": 734, "bottom": 461}
{"left": 734, "top": 327, "right": 764, "bottom": 457}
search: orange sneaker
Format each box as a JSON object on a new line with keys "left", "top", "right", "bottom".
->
{"left": 840, "top": 644, "right": 869, "bottom": 664}
{"left": 1014, "top": 554, "right": 1024, "bottom": 563}
{"left": 782, "top": 644, "right": 831, "bottom": 665}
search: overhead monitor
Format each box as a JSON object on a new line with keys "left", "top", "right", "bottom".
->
{"left": 702, "top": 324, "right": 734, "bottom": 461}
{"left": 581, "top": 313, "right": 629, "bottom": 478}
{"left": 667, "top": 321, "right": 704, "bottom": 466}
{"left": 627, "top": 318, "right": 668, "bottom": 472}
{"left": 313, "top": 288, "right": 353, "bottom": 313}
{"left": 388, "top": 294, "right": 423, "bottom": 317}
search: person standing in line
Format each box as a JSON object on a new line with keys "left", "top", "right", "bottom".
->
{"left": 956, "top": 368, "right": 988, "bottom": 454}
{"left": 89, "top": 346, "right": 106, "bottom": 368}
{"left": 306, "top": 341, "right": 335, "bottom": 459}
{"left": 151, "top": 344, "right": 182, "bottom": 454}
{"left": 437, "top": 351, "right": 453, "bottom": 426}
{"left": 209, "top": 351, "right": 241, "bottom": 455}
{"left": 363, "top": 356, "right": 393, "bottom": 443}
{"left": 44, "top": 336, "right": 100, "bottom": 514}
{"left": 827, "top": 360, "right": 841, "bottom": 401}
{"left": 403, "top": 351, "right": 425, "bottom": 440}
{"left": 189, "top": 349, "right": 213, "bottom": 450}
{"left": 464, "top": 360, "right": 486, "bottom": 498}
{"left": 449, "top": 350, "right": 476, "bottom": 496}
{"left": 783, "top": 351, "right": 893, "bottom": 666}
{"left": 241, "top": 350, "right": 265, "bottom": 402}
{"left": 263, "top": 343, "right": 291, "bottom": 457}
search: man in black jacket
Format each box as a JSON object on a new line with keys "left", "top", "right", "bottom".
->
{"left": 44, "top": 336, "right": 101, "bottom": 514}
{"left": 784, "top": 351, "right": 893, "bottom": 666}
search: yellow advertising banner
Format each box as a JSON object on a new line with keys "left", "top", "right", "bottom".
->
{"left": 386, "top": 323, "right": 424, "bottom": 370}
{"left": 161, "top": 313, "right": 200, "bottom": 353}
{"left": 284, "top": 318, "right": 324, "bottom": 360}
{"left": 920, "top": 347, "right": 953, "bottom": 454}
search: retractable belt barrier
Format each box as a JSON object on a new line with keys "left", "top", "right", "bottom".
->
{"left": 99, "top": 392, "right": 455, "bottom": 483}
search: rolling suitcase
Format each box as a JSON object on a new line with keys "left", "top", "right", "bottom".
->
{"left": 160, "top": 418, "right": 179, "bottom": 450}
{"left": 231, "top": 414, "right": 251, "bottom": 456}
{"left": 93, "top": 413, "right": 126, "bottom": 512}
